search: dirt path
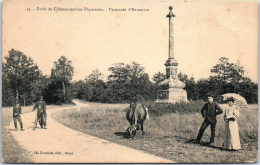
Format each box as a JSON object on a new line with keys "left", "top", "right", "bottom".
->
{"left": 10, "top": 100, "right": 173, "bottom": 163}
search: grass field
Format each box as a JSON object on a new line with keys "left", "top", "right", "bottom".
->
{"left": 52, "top": 102, "right": 258, "bottom": 163}
{"left": 1, "top": 105, "right": 62, "bottom": 163}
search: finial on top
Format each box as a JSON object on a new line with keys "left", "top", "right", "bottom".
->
{"left": 166, "top": 6, "right": 175, "bottom": 18}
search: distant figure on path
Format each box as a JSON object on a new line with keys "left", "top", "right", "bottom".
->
{"left": 13, "top": 101, "right": 24, "bottom": 131}
{"left": 196, "top": 95, "right": 223, "bottom": 145}
{"left": 32, "top": 96, "right": 47, "bottom": 129}
{"left": 223, "top": 97, "right": 241, "bottom": 150}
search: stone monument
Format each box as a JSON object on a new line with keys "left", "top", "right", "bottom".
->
{"left": 155, "top": 6, "right": 188, "bottom": 104}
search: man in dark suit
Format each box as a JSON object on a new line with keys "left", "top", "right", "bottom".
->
{"left": 13, "top": 101, "right": 24, "bottom": 131}
{"left": 196, "top": 95, "right": 223, "bottom": 145}
{"left": 32, "top": 96, "right": 47, "bottom": 129}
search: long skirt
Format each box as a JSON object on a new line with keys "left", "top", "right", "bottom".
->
{"left": 223, "top": 120, "right": 241, "bottom": 150}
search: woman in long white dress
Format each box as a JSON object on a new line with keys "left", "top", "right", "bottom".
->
{"left": 223, "top": 97, "right": 241, "bottom": 150}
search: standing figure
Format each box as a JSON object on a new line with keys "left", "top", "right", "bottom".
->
{"left": 32, "top": 96, "right": 47, "bottom": 129}
{"left": 196, "top": 95, "right": 223, "bottom": 145}
{"left": 13, "top": 101, "right": 24, "bottom": 131}
{"left": 223, "top": 97, "right": 241, "bottom": 150}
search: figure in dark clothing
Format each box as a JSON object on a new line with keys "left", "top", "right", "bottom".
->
{"left": 196, "top": 96, "right": 223, "bottom": 145}
{"left": 32, "top": 96, "right": 47, "bottom": 129}
{"left": 13, "top": 101, "right": 24, "bottom": 131}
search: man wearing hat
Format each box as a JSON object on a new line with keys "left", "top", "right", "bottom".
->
{"left": 32, "top": 96, "right": 47, "bottom": 129}
{"left": 196, "top": 95, "right": 223, "bottom": 145}
{"left": 13, "top": 101, "right": 24, "bottom": 131}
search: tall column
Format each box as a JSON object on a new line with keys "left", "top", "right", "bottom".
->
{"left": 167, "top": 6, "right": 175, "bottom": 59}
{"left": 165, "top": 6, "right": 178, "bottom": 80}
{"left": 156, "top": 6, "right": 188, "bottom": 104}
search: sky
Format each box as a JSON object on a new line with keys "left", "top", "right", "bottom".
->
{"left": 2, "top": 1, "right": 258, "bottom": 83}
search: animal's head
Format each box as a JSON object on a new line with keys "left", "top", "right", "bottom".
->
{"left": 126, "top": 125, "right": 137, "bottom": 140}
{"left": 129, "top": 103, "right": 136, "bottom": 109}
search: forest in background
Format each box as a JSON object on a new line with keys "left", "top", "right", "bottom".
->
{"left": 2, "top": 49, "right": 258, "bottom": 106}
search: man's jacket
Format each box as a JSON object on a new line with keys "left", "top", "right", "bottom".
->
{"left": 13, "top": 106, "right": 21, "bottom": 117}
{"left": 33, "top": 101, "right": 46, "bottom": 115}
{"left": 201, "top": 102, "right": 223, "bottom": 124}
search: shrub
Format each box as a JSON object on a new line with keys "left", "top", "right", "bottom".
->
{"left": 145, "top": 100, "right": 205, "bottom": 116}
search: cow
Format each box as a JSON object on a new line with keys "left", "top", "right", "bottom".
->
{"left": 126, "top": 103, "right": 149, "bottom": 140}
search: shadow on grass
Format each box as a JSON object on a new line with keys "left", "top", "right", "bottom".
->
{"left": 185, "top": 138, "right": 225, "bottom": 150}
{"left": 114, "top": 132, "right": 129, "bottom": 139}
{"left": 185, "top": 138, "right": 197, "bottom": 144}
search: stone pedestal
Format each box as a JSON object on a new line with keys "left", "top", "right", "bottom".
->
{"left": 156, "top": 79, "right": 188, "bottom": 104}
{"left": 156, "top": 89, "right": 188, "bottom": 103}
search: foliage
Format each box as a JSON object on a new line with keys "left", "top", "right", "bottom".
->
{"left": 72, "top": 69, "right": 107, "bottom": 103}
{"left": 2, "top": 50, "right": 258, "bottom": 106}
{"left": 207, "top": 57, "right": 257, "bottom": 103}
{"left": 237, "top": 77, "right": 258, "bottom": 104}
{"left": 178, "top": 72, "right": 199, "bottom": 100}
{"left": 72, "top": 80, "right": 92, "bottom": 100}
{"left": 152, "top": 72, "right": 166, "bottom": 84}
{"left": 48, "top": 56, "right": 74, "bottom": 104}
{"left": 2, "top": 74, "right": 16, "bottom": 106}
{"left": 51, "top": 56, "right": 74, "bottom": 82}
{"left": 73, "top": 62, "right": 157, "bottom": 103}
{"left": 211, "top": 57, "right": 244, "bottom": 83}
{"left": 107, "top": 61, "right": 156, "bottom": 102}
{"left": 146, "top": 100, "right": 206, "bottom": 116}
{"left": 86, "top": 69, "right": 105, "bottom": 83}
{"left": 72, "top": 57, "right": 257, "bottom": 104}
{"left": 2, "top": 49, "right": 44, "bottom": 106}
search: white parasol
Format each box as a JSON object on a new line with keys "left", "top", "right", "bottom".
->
{"left": 221, "top": 93, "right": 248, "bottom": 110}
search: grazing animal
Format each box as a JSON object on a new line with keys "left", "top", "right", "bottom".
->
{"left": 126, "top": 103, "right": 149, "bottom": 140}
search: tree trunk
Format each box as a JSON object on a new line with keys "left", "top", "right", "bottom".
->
{"left": 63, "top": 81, "right": 66, "bottom": 103}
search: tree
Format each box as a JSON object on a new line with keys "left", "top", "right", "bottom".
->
{"left": 71, "top": 80, "right": 90, "bottom": 100}
{"left": 152, "top": 72, "right": 166, "bottom": 84}
{"left": 50, "top": 56, "right": 74, "bottom": 104}
{"left": 86, "top": 69, "right": 106, "bottom": 102}
{"left": 237, "top": 77, "right": 258, "bottom": 104}
{"left": 207, "top": 57, "right": 257, "bottom": 103}
{"left": 107, "top": 61, "right": 155, "bottom": 102}
{"left": 2, "top": 49, "right": 43, "bottom": 106}
{"left": 210, "top": 57, "right": 244, "bottom": 83}
{"left": 71, "top": 69, "right": 107, "bottom": 103}
{"left": 86, "top": 69, "right": 104, "bottom": 83}
{"left": 108, "top": 63, "right": 129, "bottom": 83}
{"left": 2, "top": 74, "right": 16, "bottom": 106}
{"left": 177, "top": 72, "right": 199, "bottom": 100}
{"left": 196, "top": 78, "right": 211, "bottom": 100}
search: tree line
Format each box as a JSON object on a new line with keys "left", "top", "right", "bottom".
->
{"left": 2, "top": 49, "right": 258, "bottom": 106}
{"left": 3, "top": 49, "right": 74, "bottom": 106}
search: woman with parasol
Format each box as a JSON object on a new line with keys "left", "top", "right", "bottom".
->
{"left": 222, "top": 97, "right": 241, "bottom": 151}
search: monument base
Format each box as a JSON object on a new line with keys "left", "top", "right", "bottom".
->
{"left": 155, "top": 88, "right": 188, "bottom": 104}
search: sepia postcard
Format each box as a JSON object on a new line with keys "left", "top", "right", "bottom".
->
{"left": 2, "top": 0, "right": 258, "bottom": 163}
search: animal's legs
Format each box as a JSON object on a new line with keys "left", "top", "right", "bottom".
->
{"left": 141, "top": 122, "right": 145, "bottom": 135}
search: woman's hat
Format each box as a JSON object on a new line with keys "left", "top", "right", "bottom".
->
{"left": 226, "top": 97, "right": 235, "bottom": 102}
